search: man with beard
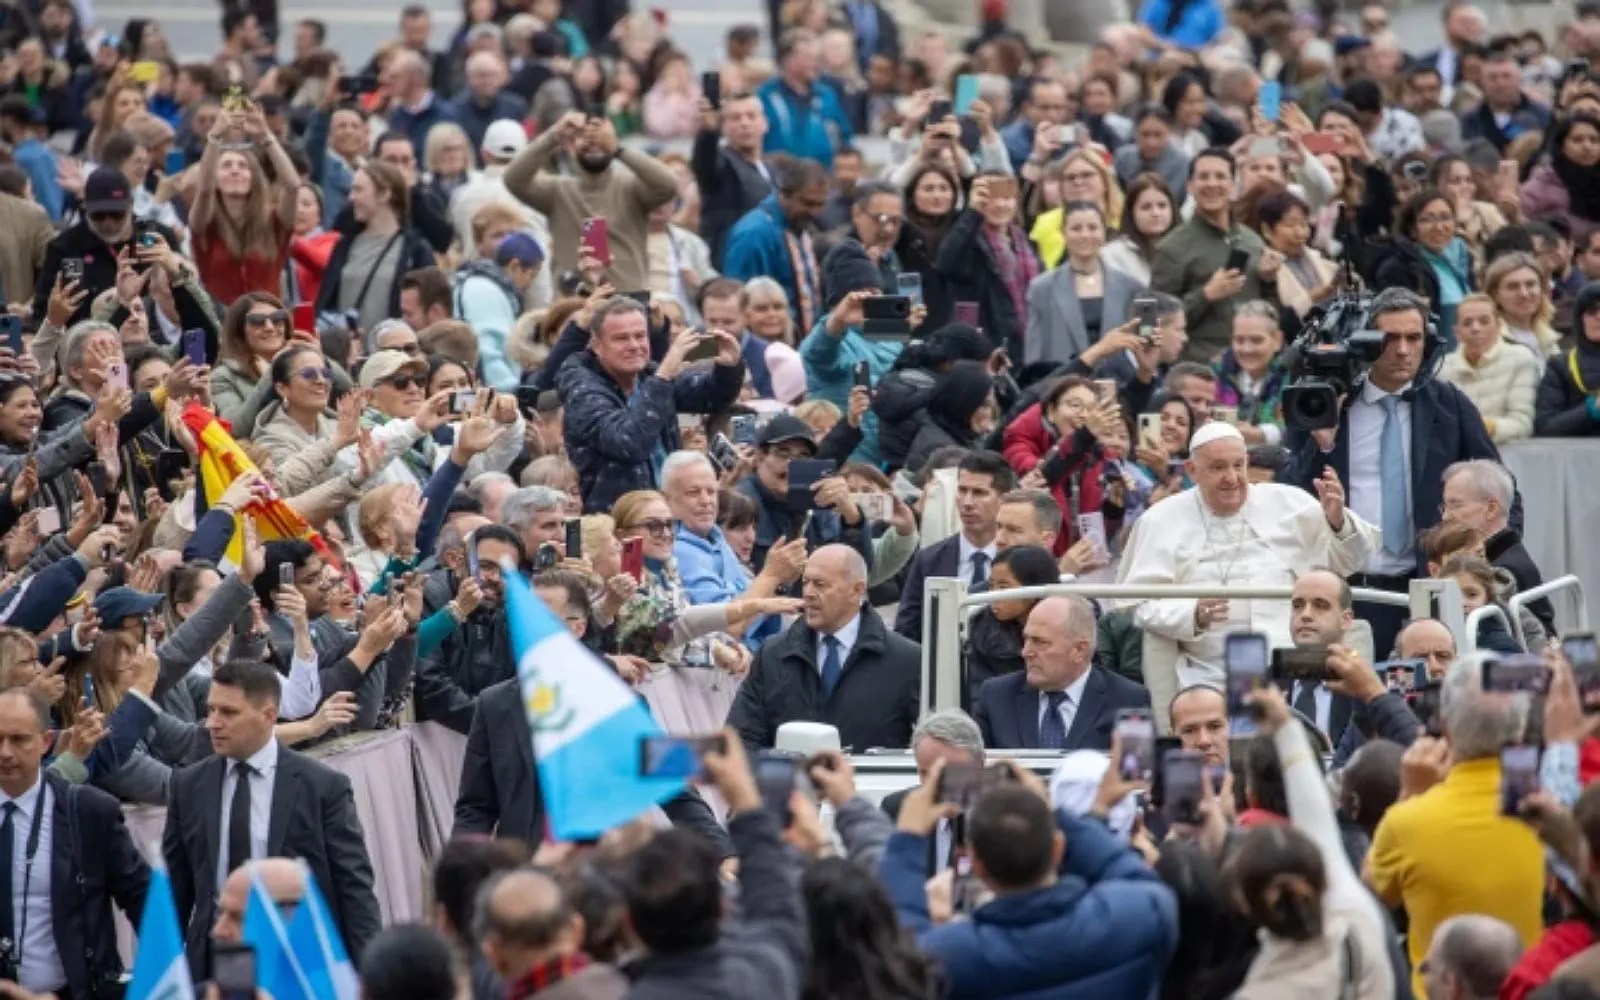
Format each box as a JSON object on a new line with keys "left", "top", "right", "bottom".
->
{"left": 502, "top": 109, "right": 678, "bottom": 293}
{"left": 412, "top": 525, "right": 523, "bottom": 734}
{"left": 723, "top": 156, "right": 829, "bottom": 332}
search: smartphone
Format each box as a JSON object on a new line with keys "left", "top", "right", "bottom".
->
{"left": 954, "top": 74, "right": 980, "bottom": 116}
{"left": 1162, "top": 749, "right": 1205, "bottom": 825}
{"left": 450, "top": 389, "right": 478, "bottom": 414}
{"left": 1271, "top": 645, "right": 1331, "bottom": 683}
{"left": 213, "top": 942, "right": 257, "bottom": 1000}
{"left": 786, "top": 458, "right": 837, "bottom": 512}
{"left": 1258, "top": 80, "right": 1281, "bottom": 122}
{"left": 1138, "top": 412, "right": 1162, "bottom": 448}
{"left": 82, "top": 673, "right": 95, "bottom": 709}
{"left": 565, "top": 519, "right": 583, "bottom": 560}
{"left": 1564, "top": 633, "right": 1600, "bottom": 714}
{"left": 130, "top": 59, "right": 161, "bottom": 84}
{"left": 951, "top": 853, "right": 983, "bottom": 913}
{"left": 684, "top": 331, "right": 721, "bottom": 363}
{"left": 1115, "top": 709, "right": 1155, "bottom": 782}
{"left": 852, "top": 360, "right": 872, "bottom": 391}
{"left": 987, "top": 176, "right": 1019, "bottom": 199}
{"left": 61, "top": 257, "right": 83, "bottom": 283}
{"left": 936, "top": 761, "right": 984, "bottom": 807}
{"left": 1225, "top": 632, "right": 1269, "bottom": 737}
{"left": 638, "top": 734, "right": 726, "bottom": 779}
{"left": 465, "top": 530, "right": 482, "bottom": 580}
{"left": 1132, "top": 294, "right": 1158, "bottom": 343}
{"left": 953, "top": 301, "right": 980, "bottom": 326}
{"left": 1300, "top": 131, "right": 1340, "bottom": 155}
{"left": 0, "top": 315, "right": 20, "bottom": 356}
{"left": 1036, "top": 448, "right": 1074, "bottom": 486}
{"left": 106, "top": 362, "right": 128, "bottom": 394}
{"left": 182, "top": 328, "right": 207, "bottom": 367}
{"left": 701, "top": 70, "right": 721, "bottom": 109}
{"left": 895, "top": 271, "right": 924, "bottom": 308}
{"left": 87, "top": 460, "right": 108, "bottom": 497}
{"left": 1407, "top": 682, "right": 1443, "bottom": 737}
{"left": 580, "top": 217, "right": 612, "bottom": 266}
{"left": 1500, "top": 743, "right": 1540, "bottom": 817}
{"left": 1225, "top": 246, "right": 1251, "bottom": 273}
{"left": 1375, "top": 658, "right": 1427, "bottom": 694}
{"left": 278, "top": 562, "right": 295, "bottom": 590}
{"left": 1211, "top": 404, "right": 1238, "bottom": 425}
{"left": 34, "top": 507, "right": 60, "bottom": 535}
{"left": 291, "top": 303, "right": 315, "bottom": 333}
{"left": 1482, "top": 654, "right": 1551, "bottom": 695}
{"left": 730, "top": 414, "right": 757, "bottom": 446}
{"left": 928, "top": 98, "right": 953, "bottom": 123}
{"left": 164, "top": 148, "right": 185, "bottom": 175}
{"left": 755, "top": 753, "right": 798, "bottom": 825}
{"left": 533, "top": 542, "right": 560, "bottom": 572}
{"left": 1166, "top": 457, "right": 1185, "bottom": 480}
{"left": 710, "top": 432, "right": 739, "bottom": 472}
{"left": 621, "top": 536, "right": 644, "bottom": 582}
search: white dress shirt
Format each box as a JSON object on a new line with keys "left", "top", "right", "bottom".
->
{"left": 1291, "top": 680, "right": 1333, "bottom": 735}
{"left": 280, "top": 649, "right": 323, "bottom": 721}
{"left": 217, "top": 738, "right": 281, "bottom": 890}
{"left": 815, "top": 613, "right": 863, "bottom": 675}
{"left": 1346, "top": 379, "right": 1415, "bottom": 575}
{"left": 957, "top": 534, "right": 998, "bottom": 587}
{"left": 1, "top": 774, "right": 63, "bottom": 992}
{"left": 1036, "top": 667, "right": 1092, "bottom": 743}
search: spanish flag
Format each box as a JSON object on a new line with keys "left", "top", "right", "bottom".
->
{"left": 180, "top": 401, "right": 336, "bottom": 568}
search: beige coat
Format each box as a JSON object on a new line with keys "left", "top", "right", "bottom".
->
{"left": 1438, "top": 337, "right": 1543, "bottom": 444}
{"left": 1274, "top": 246, "right": 1339, "bottom": 319}
{"left": 0, "top": 194, "right": 53, "bottom": 308}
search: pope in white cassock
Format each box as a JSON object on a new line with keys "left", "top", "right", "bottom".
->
{"left": 1117, "top": 420, "right": 1380, "bottom": 731}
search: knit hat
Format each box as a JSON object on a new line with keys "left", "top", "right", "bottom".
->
{"left": 923, "top": 324, "right": 995, "bottom": 366}
{"left": 765, "top": 342, "right": 808, "bottom": 404}
{"left": 821, "top": 240, "right": 883, "bottom": 313}
{"left": 1574, "top": 281, "right": 1600, "bottom": 333}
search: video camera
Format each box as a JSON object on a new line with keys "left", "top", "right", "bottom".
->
{"left": 1279, "top": 292, "right": 1387, "bottom": 432}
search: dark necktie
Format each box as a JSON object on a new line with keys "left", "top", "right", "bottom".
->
{"left": 970, "top": 551, "right": 990, "bottom": 590}
{"left": 1294, "top": 681, "right": 1320, "bottom": 727}
{"left": 1039, "top": 691, "right": 1069, "bottom": 750}
{"left": 0, "top": 802, "right": 14, "bottom": 950}
{"left": 820, "top": 636, "right": 843, "bottom": 701}
{"left": 228, "top": 761, "right": 255, "bottom": 877}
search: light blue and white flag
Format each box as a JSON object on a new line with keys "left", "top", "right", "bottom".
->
{"left": 241, "top": 868, "right": 315, "bottom": 1000}
{"left": 127, "top": 863, "right": 195, "bottom": 1000}
{"left": 285, "top": 865, "right": 360, "bottom": 1000}
{"left": 507, "top": 564, "right": 688, "bottom": 839}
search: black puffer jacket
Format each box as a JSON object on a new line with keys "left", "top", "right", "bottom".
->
{"left": 872, "top": 366, "right": 937, "bottom": 472}
{"left": 412, "top": 605, "right": 515, "bottom": 734}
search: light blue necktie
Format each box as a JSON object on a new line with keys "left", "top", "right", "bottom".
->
{"left": 820, "top": 636, "right": 843, "bottom": 701}
{"left": 1378, "top": 396, "right": 1411, "bottom": 556}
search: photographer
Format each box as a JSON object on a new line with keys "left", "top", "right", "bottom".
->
{"left": 1282, "top": 286, "right": 1513, "bottom": 656}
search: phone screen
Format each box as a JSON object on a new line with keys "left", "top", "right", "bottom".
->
{"left": 1564, "top": 634, "right": 1600, "bottom": 714}
{"left": 701, "top": 70, "right": 721, "bottom": 109}
{"left": 638, "top": 735, "right": 725, "bottom": 779}
{"left": 953, "top": 301, "right": 980, "bottom": 326}
{"left": 0, "top": 316, "right": 21, "bottom": 355}
{"left": 278, "top": 562, "right": 296, "bottom": 589}
{"left": 213, "top": 944, "right": 257, "bottom": 1000}
{"left": 755, "top": 755, "right": 797, "bottom": 825}
{"left": 106, "top": 362, "right": 128, "bottom": 394}
{"left": 1225, "top": 633, "right": 1268, "bottom": 736}
{"left": 565, "top": 519, "right": 583, "bottom": 559}
{"left": 936, "top": 762, "right": 984, "bottom": 807}
{"left": 34, "top": 508, "right": 60, "bottom": 535}
{"left": 895, "top": 272, "right": 924, "bottom": 308}
{"left": 853, "top": 361, "right": 872, "bottom": 390}
{"left": 786, "top": 459, "right": 837, "bottom": 512}
{"left": 1500, "top": 744, "right": 1540, "bottom": 816}
{"left": 954, "top": 74, "right": 980, "bottom": 116}
{"left": 621, "top": 537, "right": 644, "bottom": 582}
{"left": 1259, "top": 80, "right": 1281, "bottom": 121}
{"left": 1376, "top": 658, "right": 1426, "bottom": 694}
{"left": 1271, "top": 646, "right": 1331, "bottom": 683}
{"left": 1115, "top": 711, "right": 1155, "bottom": 782}
{"left": 1162, "top": 750, "right": 1204, "bottom": 824}
{"left": 730, "top": 415, "right": 757, "bottom": 446}
{"left": 1482, "top": 654, "right": 1551, "bottom": 695}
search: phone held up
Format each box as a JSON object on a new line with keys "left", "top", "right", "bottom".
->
{"left": 1225, "top": 632, "right": 1269, "bottom": 737}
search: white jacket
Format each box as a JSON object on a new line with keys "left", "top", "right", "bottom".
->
{"left": 1438, "top": 337, "right": 1542, "bottom": 444}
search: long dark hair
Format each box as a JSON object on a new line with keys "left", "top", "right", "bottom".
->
{"left": 1223, "top": 826, "right": 1327, "bottom": 942}
{"left": 1121, "top": 172, "right": 1177, "bottom": 260}
{"left": 1552, "top": 112, "right": 1600, "bottom": 222}
{"left": 801, "top": 857, "right": 942, "bottom": 1000}
{"left": 1155, "top": 841, "right": 1259, "bottom": 1000}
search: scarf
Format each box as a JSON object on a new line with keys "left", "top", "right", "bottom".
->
{"left": 360, "top": 408, "right": 433, "bottom": 484}
{"left": 507, "top": 954, "right": 594, "bottom": 1000}
{"left": 1554, "top": 150, "right": 1600, "bottom": 223}
{"left": 616, "top": 557, "right": 694, "bottom": 661}
{"left": 784, "top": 228, "right": 820, "bottom": 333}
{"left": 985, "top": 224, "right": 1038, "bottom": 336}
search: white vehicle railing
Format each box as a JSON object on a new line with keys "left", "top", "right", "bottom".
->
{"left": 1505, "top": 575, "right": 1588, "bottom": 649}
{"left": 1464, "top": 604, "right": 1513, "bottom": 652}
{"left": 921, "top": 577, "right": 1445, "bottom": 716}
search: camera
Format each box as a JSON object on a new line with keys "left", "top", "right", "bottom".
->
{"left": 1279, "top": 293, "right": 1387, "bottom": 431}
{"left": 862, "top": 295, "right": 912, "bottom": 338}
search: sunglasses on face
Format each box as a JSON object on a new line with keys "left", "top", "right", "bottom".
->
{"left": 88, "top": 211, "right": 127, "bottom": 223}
{"left": 382, "top": 375, "right": 422, "bottom": 391}
{"left": 295, "top": 366, "right": 334, "bottom": 383}
{"left": 245, "top": 311, "right": 290, "bottom": 327}
{"left": 629, "top": 518, "right": 674, "bottom": 537}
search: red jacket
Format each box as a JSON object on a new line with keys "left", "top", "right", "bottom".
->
{"left": 1000, "top": 403, "right": 1118, "bottom": 557}
{"left": 1502, "top": 920, "right": 1595, "bottom": 1000}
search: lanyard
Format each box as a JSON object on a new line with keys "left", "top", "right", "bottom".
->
{"left": 1570, "top": 349, "right": 1588, "bottom": 395}
{"left": 3, "top": 787, "right": 48, "bottom": 974}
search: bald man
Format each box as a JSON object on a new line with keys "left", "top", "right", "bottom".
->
{"left": 478, "top": 869, "right": 627, "bottom": 1000}
{"left": 730, "top": 544, "right": 921, "bottom": 752}
{"left": 974, "top": 596, "right": 1149, "bottom": 751}
{"left": 1330, "top": 617, "right": 1451, "bottom": 766}
{"left": 212, "top": 858, "right": 307, "bottom": 946}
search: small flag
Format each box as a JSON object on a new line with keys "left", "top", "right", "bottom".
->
{"left": 180, "top": 401, "right": 336, "bottom": 568}
{"left": 241, "top": 869, "right": 315, "bottom": 1000}
{"left": 507, "top": 564, "right": 687, "bottom": 839}
{"left": 285, "top": 865, "right": 360, "bottom": 1000}
{"left": 127, "top": 864, "right": 196, "bottom": 1000}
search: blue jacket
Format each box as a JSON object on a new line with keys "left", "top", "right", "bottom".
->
{"left": 724, "top": 194, "right": 815, "bottom": 330}
{"left": 446, "top": 92, "right": 529, "bottom": 157}
{"left": 880, "top": 808, "right": 1177, "bottom": 1000}
{"left": 453, "top": 262, "right": 523, "bottom": 390}
{"left": 304, "top": 110, "right": 356, "bottom": 227}
{"left": 14, "top": 137, "right": 62, "bottom": 223}
{"left": 798, "top": 316, "right": 903, "bottom": 465}
{"left": 674, "top": 524, "right": 779, "bottom": 648}
{"left": 388, "top": 94, "right": 458, "bottom": 157}
{"left": 559, "top": 351, "right": 744, "bottom": 514}
{"left": 1136, "top": 0, "right": 1224, "bottom": 47}
{"left": 756, "top": 77, "right": 853, "bottom": 168}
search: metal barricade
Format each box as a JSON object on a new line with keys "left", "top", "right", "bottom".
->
{"left": 1506, "top": 575, "right": 1589, "bottom": 649}
{"left": 1463, "top": 604, "right": 1514, "bottom": 653}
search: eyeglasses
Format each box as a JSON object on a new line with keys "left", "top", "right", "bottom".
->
{"left": 88, "top": 211, "right": 127, "bottom": 223}
{"left": 390, "top": 342, "right": 422, "bottom": 356}
{"left": 1416, "top": 213, "right": 1455, "bottom": 226}
{"left": 628, "top": 518, "right": 675, "bottom": 537}
{"left": 295, "top": 365, "right": 334, "bottom": 383}
{"left": 245, "top": 310, "right": 290, "bottom": 327}
{"left": 382, "top": 375, "right": 422, "bottom": 390}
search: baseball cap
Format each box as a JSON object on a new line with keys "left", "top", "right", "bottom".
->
{"left": 93, "top": 586, "right": 165, "bottom": 627}
{"left": 756, "top": 413, "right": 817, "bottom": 452}
{"left": 83, "top": 166, "right": 132, "bottom": 215}
{"left": 359, "top": 349, "right": 429, "bottom": 389}
{"left": 482, "top": 118, "right": 527, "bottom": 160}
{"left": 495, "top": 231, "right": 545, "bottom": 268}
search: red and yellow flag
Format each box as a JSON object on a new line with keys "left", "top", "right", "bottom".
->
{"left": 179, "top": 401, "right": 336, "bottom": 568}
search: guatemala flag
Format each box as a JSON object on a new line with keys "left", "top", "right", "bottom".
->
{"left": 127, "top": 864, "right": 195, "bottom": 1000}
{"left": 242, "top": 869, "right": 316, "bottom": 1000}
{"left": 284, "top": 866, "right": 360, "bottom": 1000}
{"left": 506, "top": 564, "right": 688, "bottom": 839}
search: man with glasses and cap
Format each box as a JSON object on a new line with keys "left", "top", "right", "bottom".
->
{"left": 733, "top": 413, "right": 874, "bottom": 577}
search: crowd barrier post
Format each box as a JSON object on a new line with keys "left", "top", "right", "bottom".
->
{"left": 922, "top": 576, "right": 970, "bottom": 717}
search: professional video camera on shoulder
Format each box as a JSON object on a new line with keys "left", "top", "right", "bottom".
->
{"left": 1279, "top": 291, "right": 1387, "bottom": 432}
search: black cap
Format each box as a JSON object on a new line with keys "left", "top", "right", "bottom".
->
{"left": 756, "top": 413, "right": 817, "bottom": 451}
{"left": 92, "top": 586, "right": 165, "bottom": 627}
{"left": 82, "top": 166, "right": 132, "bottom": 215}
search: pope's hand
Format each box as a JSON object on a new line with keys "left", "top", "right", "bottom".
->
{"left": 1194, "top": 598, "right": 1229, "bottom": 631}
{"left": 1314, "top": 467, "right": 1345, "bottom": 532}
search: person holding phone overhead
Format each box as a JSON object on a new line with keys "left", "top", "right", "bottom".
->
{"left": 936, "top": 171, "right": 1041, "bottom": 362}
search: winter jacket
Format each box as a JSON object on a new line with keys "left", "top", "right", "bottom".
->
{"left": 935, "top": 210, "right": 1036, "bottom": 361}
{"left": 0, "top": 191, "right": 53, "bottom": 305}
{"left": 1438, "top": 338, "right": 1542, "bottom": 444}
{"left": 388, "top": 94, "right": 460, "bottom": 158}
{"left": 558, "top": 350, "right": 743, "bottom": 514}
{"left": 209, "top": 359, "right": 269, "bottom": 435}
{"left": 880, "top": 805, "right": 1177, "bottom": 1000}
{"left": 872, "top": 366, "right": 938, "bottom": 472}
{"left": 723, "top": 195, "right": 810, "bottom": 329}
{"left": 1521, "top": 162, "right": 1600, "bottom": 244}
{"left": 412, "top": 605, "right": 511, "bottom": 734}
{"left": 1534, "top": 346, "right": 1600, "bottom": 437}
{"left": 1213, "top": 352, "right": 1289, "bottom": 433}
{"left": 445, "top": 91, "right": 529, "bottom": 155}
{"left": 964, "top": 608, "right": 1023, "bottom": 706}
{"left": 1459, "top": 97, "right": 1551, "bottom": 154}
{"left": 733, "top": 473, "right": 876, "bottom": 578}
{"left": 691, "top": 130, "right": 775, "bottom": 268}
{"left": 1001, "top": 405, "right": 1121, "bottom": 557}
{"left": 29, "top": 215, "right": 180, "bottom": 329}
{"left": 755, "top": 76, "right": 853, "bottom": 169}
{"left": 797, "top": 315, "right": 904, "bottom": 466}
{"left": 250, "top": 402, "right": 346, "bottom": 496}
{"left": 453, "top": 261, "right": 524, "bottom": 391}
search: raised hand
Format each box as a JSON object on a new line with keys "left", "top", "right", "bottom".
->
{"left": 236, "top": 515, "right": 265, "bottom": 582}
{"left": 46, "top": 274, "right": 87, "bottom": 328}
{"left": 354, "top": 428, "right": 384, "bottom": 482}
{"left": 334, "top": 389, "right": 365, "bottom": 448}
{"left": 9, "top": 457, "right": 38, "bottom": 509}
{"left": 310, "top": 691, "right": 357, "bottom": 736}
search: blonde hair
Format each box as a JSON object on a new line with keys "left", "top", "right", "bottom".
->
{"left": 357, "top": 483, "right": 408, "bottom": 548}
{"left": 1059, "top": 147, "right": 1125, "bottom": 228}
{"left": 611, "top": 490, "right": 667, "bottom": 534}
{"left": 470, "top": 201, "right": 528, "bottom": 247}
{"left": 419, "top": 320, "right": 479, "bottom": 367}
{"left": 1484, "top": 252, "right": 1557, "bottom": 352}
{"left": 0, "top": 628, "right": 39, "bottom": 687}
{"left": 740, "top": 277, "right": 796, "bottom": 345}
{"left": 580, "top": 514, "right": 616, "bottom": 560}
{"left": 423, "top": 121, "right": 472, "bottom": 175}
{"left": 794, "top": 399, "right": 841, "bottom": 428}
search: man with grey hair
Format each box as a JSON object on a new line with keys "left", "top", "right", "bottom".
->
{"left": 730, "top": 543, "right": 921, "bottom": 752}
{"left": 1286, "top": 285, "right": 1514, "bottom": 658}
{"left": 467, "top": 471, "right": 516, "bottom": 523}
{"left": 881, "top": 709, "right": 985, "bottom": 870}
{"left": 1421, "top": 914, "right": 1524, "bottom": 1000}
{"left": 995, "top": 488, "right": 1062, "bottom": 552}
{"left": 1367, "top": 653, "right": 1543, "bottom": 993}
{"left": 500, "top": 485, "right": 569, "bottom": 568}
{"left": 975, "top": 596, "right": 1149, "bottom": 750}
{"left": 446, "top": 51, "right": 528, "bottom": 161}
{"left": 1441, "top": 459, "right": 1552, "bottom": 631}
{"left": 383, "top": 48, "right": 456, "bottom": 158}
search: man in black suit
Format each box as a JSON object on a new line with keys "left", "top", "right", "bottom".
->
{"left": 1279, "top": 570, "right": 1360, "bottom": 747}
{"left": 1440, "top": 459, "right": 1554, "bottom": 633}
{"left": 0, "top": 686, "right": 148, "bottom": 1000}
{"left": 1284, "top": 286, "right": 1518, "bottom": 657}
{"left": 895, "top": 450, "right": 1015, "bottom": 642}
{"left": 731, "top": 544, "right": 921, "bottom": 752}
{"left": 692, "top": 91, "right": 775, "bottom": 268}
{"left": 879, "top": 709, "right": 984, "bottom": 874}
{"left": 975, "top": 596, "right": 1149, "bottom": 750}
{"left": 163, "top": 660, "right": 381, "bottom": 979}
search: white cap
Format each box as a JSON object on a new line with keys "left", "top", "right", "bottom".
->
{"left": 1049, "top": 751, "right": 1140, "bottom": 841}
{"left": 775, "top": 722, "right": 840, "bottom": 756}
{"left": 483, "top": 119, "right": 528, "bottom": 161}
{"left": 1189, "top": 420, "right": 1246, "bottom": 452}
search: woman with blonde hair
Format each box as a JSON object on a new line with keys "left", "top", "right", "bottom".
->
{"left": 421, "top": 121, "right": 478, "bottom": 204}
{"left": 1438, "top": 293, "right": 1542, "bottom": 444}
{"left": 1029, "top": 148, "right": 1125, "bottom": 270}
{"left": 742, "top": 277, "right": 797, "bottom": 344}
{"left": 1484, "top": 252, "right": 1560, "bottom": 358}
{"left": 186, "top": 99, "right": 299, "bottom": 306}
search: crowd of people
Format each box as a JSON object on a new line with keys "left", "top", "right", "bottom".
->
{"left": 0, "top": 0, "right": 1599, "bottom": 997}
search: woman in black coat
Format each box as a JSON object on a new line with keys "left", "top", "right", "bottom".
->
{"left": 897, "top": 161, "right": 963, "bottom": 331}
{"left": 1535, "top": 280, "right": 1600, "bottom": 437}
{"left": 963, "top": 545, "right": 1061, "bottom": 707}
{"left": 935, "top": 170, "right": 1041, "bottom": 361}
{"left": 904, "top": 360, "right": 994, "bottom": 474}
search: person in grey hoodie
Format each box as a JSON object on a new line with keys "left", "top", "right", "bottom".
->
{"left": 1112, "top": 105, "right": 1191, "bottom": 209}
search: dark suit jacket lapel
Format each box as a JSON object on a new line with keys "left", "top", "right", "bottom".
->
{"left": 202, "top": 757, "right": 226, "bottom": 884}
{"left": 267, "top": 751, "right": 302, "bottom": 856}
{"left": 1408, "top": 388, "right": 1438, "bottom": 507}
{"left": 1013, "top": 678, "right": 1040, "bottom": 749}
{"left": 935, "top": 535, "right": 961, "bottom": 579}
{"left": 1064, "top": 670, "right": 1106, "bottom": 750}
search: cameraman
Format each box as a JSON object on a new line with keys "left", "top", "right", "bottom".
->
{"left": 1283, "top": 287, "right": 1514, "bottom": 657}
